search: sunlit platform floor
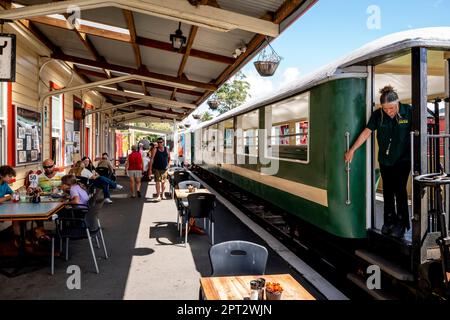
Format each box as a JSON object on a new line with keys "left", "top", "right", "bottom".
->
{"left": 0, "top": 177, "right": 318, "bottom": 300}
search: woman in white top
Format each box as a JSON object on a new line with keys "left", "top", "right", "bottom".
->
{"left": 69, "top": 161, "right": 123, "bottom": 203}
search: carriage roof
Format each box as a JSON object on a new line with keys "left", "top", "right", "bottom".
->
{"left": 193, "top": 27, "right": 450, "bottom": 130}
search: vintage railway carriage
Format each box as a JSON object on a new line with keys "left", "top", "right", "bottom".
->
{"left": 184, "top": 28, "right": 450, "bottom": 290}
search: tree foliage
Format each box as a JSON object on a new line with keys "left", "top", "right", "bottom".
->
{"left": 200, "top": 111, "right": 213, "bottom": 122}
{"left": 131, "top": 122, "right": 173, "bottom": 132}
{"left": 215, "top": 71, "right": 250, "bottom": 114}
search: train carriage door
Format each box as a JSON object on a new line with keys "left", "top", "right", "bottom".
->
{"left": 365, "top": 49, "right": 450, "bottom": 278}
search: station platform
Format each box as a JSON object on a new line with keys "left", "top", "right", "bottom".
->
{"left": 0, "top": 176, "right": 335, "bottom": 300}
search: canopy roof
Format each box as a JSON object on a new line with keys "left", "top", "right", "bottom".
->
{"left": 0, "top": 0, "right": 317, "bottom": 123}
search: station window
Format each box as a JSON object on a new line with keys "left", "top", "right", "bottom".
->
{"left": 237, "top": 110, "right": 258, "bottom": 156}
{"left": 265, "top": 91, "right": 310, "bottom": 162}
{"left": 51, "top": 94, "right": 63, "bottom": 166}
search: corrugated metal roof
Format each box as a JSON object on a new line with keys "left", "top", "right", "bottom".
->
{"left": 192, "top": 28, "right": 253, "bottom": 58}
{"left": 79, "top": 7, "right": 128, "bottom": 29}
{"left": 217, "top": 0, "right": 283, "bottom": 18}
{"left": 88, "top": 35, "right": 137, "bottom": 68}
{"left": 10, "top": 0, "right": 316, "bottom": 121}
{"left": 184, "top": 57, "right": 225, "bottom": 83}
{"left": 34, "top": 23, "right": 91, "bottom": 57}
{"left": 140, "top": 46, "right": 182, "bottom": 77}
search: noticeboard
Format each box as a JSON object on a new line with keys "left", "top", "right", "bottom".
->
{"left": 15, "top": 105, "right": 42, "bottom": 166}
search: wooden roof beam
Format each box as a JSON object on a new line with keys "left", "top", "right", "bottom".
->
{"left": 52, "top": 52, "right": 217, "bottom": 91}
{"left": 95, "top": 86, "right": 196, "bottom": 109}
{"left": 172, "top": 24, "right": 199, "bottom": 101}
{"left": 74, "top": 66, "right": 203, "bottom": 97}
{"left": 123, "top": 9, "right": 149, "bottom": 95}
{"left": 28, "top": 15, "right": 235, "bottom": 65}
{"left": 0, "top": 0, "right": 280, "bottom": 36}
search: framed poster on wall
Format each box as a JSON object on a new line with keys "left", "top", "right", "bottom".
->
{"left": 15, "top": 105, "right": 42, "bottom": 166}
{"left": 64, "top": 120, "right": 74, "bottom": 166}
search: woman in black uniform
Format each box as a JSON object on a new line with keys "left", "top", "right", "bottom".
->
{"left": 345, "top": 85, "right": 412, "bottom": 238}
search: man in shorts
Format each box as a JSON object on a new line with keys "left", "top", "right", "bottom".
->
{"left": 149, "top": 137, "right": 171, "bottom": 201}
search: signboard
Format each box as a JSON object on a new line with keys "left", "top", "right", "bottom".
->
{"left": 15, "top": 105, "right": 42, "bottom": 166}
{"left": 0, "top": 33, "right": 16, "bottom": 82}
{"left": 29, "top": 173, "right": 38, "bottom": 188}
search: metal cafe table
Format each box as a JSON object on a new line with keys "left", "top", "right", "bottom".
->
{"left": 0, "top": 201, "right": 64, "bottom": 277}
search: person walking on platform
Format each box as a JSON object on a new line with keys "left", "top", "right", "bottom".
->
{"left": 149, "top": 137, "right": 171, "bottom": 202}
{"left": 345, "top": 85, "right": 412, "bottom": 239}
{"left": 125, "top": 145, "right": 143, "bottom": 198}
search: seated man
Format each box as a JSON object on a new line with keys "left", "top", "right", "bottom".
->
{"left": 96, "top": 153, "right": 115, "bottom": 178}
{"left": 35, "top": 159, "right": 65, "bottom": 193}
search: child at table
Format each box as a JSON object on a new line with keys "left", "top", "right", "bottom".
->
{"left": 0, "top": 166, "right": 23, "bottom": 243}
{"left": 0, "top": 165, "right": 15, "bottom": 203}
{"left": 61, "top": 175, "right": 89, "bottom": 205}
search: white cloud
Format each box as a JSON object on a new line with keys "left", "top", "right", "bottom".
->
{"left": 245, "top": 70, "right": 274, "bottom": 103}
{"left": 279, "top": 67, "right": 301, "bottom": 87}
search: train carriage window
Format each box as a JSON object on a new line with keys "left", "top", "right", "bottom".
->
{"left": 237, "top": 110, "right": 259, "bottom": 157}
{"left": 265, "top": 92, "right": 310, "bottom": 162}
{"left": 219, "top": 118, "right": 234, "bottom": 164}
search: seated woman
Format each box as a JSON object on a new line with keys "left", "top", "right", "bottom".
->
{"left": 81, "top": 156, "right": 95, "bottom": 173}
{"left": 70, "top": 161, "right": 123, "bottom": 204}
{"left": 61, "top": 174, "right": 89, "bottom": 205}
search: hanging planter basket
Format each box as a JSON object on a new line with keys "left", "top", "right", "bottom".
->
{"left": 254, "top": 60, "right": 281, "bottom": 77}
{"left": 184, "top": 123, "right": 191, "bottom": 128}
{"left": 207, "top": 97, "right": 220, "bottom": 110}
{"left": 254, "top": 37, "right": 282, "bottom": 77}
{"left": 192, "top": 113, "right": 201, "bottom": 120}
{"left": 178, "top": 125, "right": 184, "bottom": 129}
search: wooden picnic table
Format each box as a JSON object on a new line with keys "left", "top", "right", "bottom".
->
{"left": 200, "top": 274, "right": 316, "bottom": 300}
{"left": 174, "top": 188, "right": 211, "bottom": 200}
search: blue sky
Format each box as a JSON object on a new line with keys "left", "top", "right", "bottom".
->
{"left": 188, "top": 0, "right": 450, "bottom": 123}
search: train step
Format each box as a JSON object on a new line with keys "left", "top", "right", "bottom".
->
{"left": 355, "top": 249, "right": 414, "bottom": 282}
{"left": 346, "top": 273, "right": 399, "bottom": 300}
{"left": 367, "top": 228, "right": 412, "bottom": 265}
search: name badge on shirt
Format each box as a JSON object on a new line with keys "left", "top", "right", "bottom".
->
{"left": 398, "top": 119, "right": 409, "bottom": 124}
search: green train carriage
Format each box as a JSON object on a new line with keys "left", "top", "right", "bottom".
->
{"left": 182, "top": 28, "right": 450, "bottom": 282}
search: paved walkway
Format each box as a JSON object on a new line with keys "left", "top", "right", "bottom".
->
{"left": 0, "top": 177, "right": 320, "bottom": 300}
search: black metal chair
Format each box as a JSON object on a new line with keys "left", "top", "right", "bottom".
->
{"left": 75, "top": 176, "right": 91, "bottom": 190}
{"left": 183, "top": 193, "right": 216, "bottom": 247}
{"left": 95, "top": 166, "right": 112, "bottom": 179}
{"left": 176, "top": 181, "right": 202, "bottom": 230}
{"left": 52, "top": 189, "right": 108, "bottom": 274}
{"left": 209, "top": 240, "right": 268, "bottom": 276}
{"left": 171, "top": 170, "right": 190, "bottom": 198}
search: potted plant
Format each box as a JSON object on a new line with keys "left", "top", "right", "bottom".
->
{"left": 265, "top": 282, "right": 283, "bottom": 300}
{"left": 207, "top": 94, "right": 220, "bottom": 110}
{"left": 253, "top": 37, "right": 282, "bottom": 77}
{"left": 192, "top": 113, "right": 201, "bottom": 120}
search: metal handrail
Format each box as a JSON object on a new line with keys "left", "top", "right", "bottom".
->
{"left": 345, "top": 132, "right": 351, "bottom": 205}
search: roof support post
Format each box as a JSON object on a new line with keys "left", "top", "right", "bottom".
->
{"left": 411, "top": 47, "right": 429, "bottom": 276}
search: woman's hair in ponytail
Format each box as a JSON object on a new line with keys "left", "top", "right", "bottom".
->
{"left": 379, "top": 85, "right": 399, "bottom": 104}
